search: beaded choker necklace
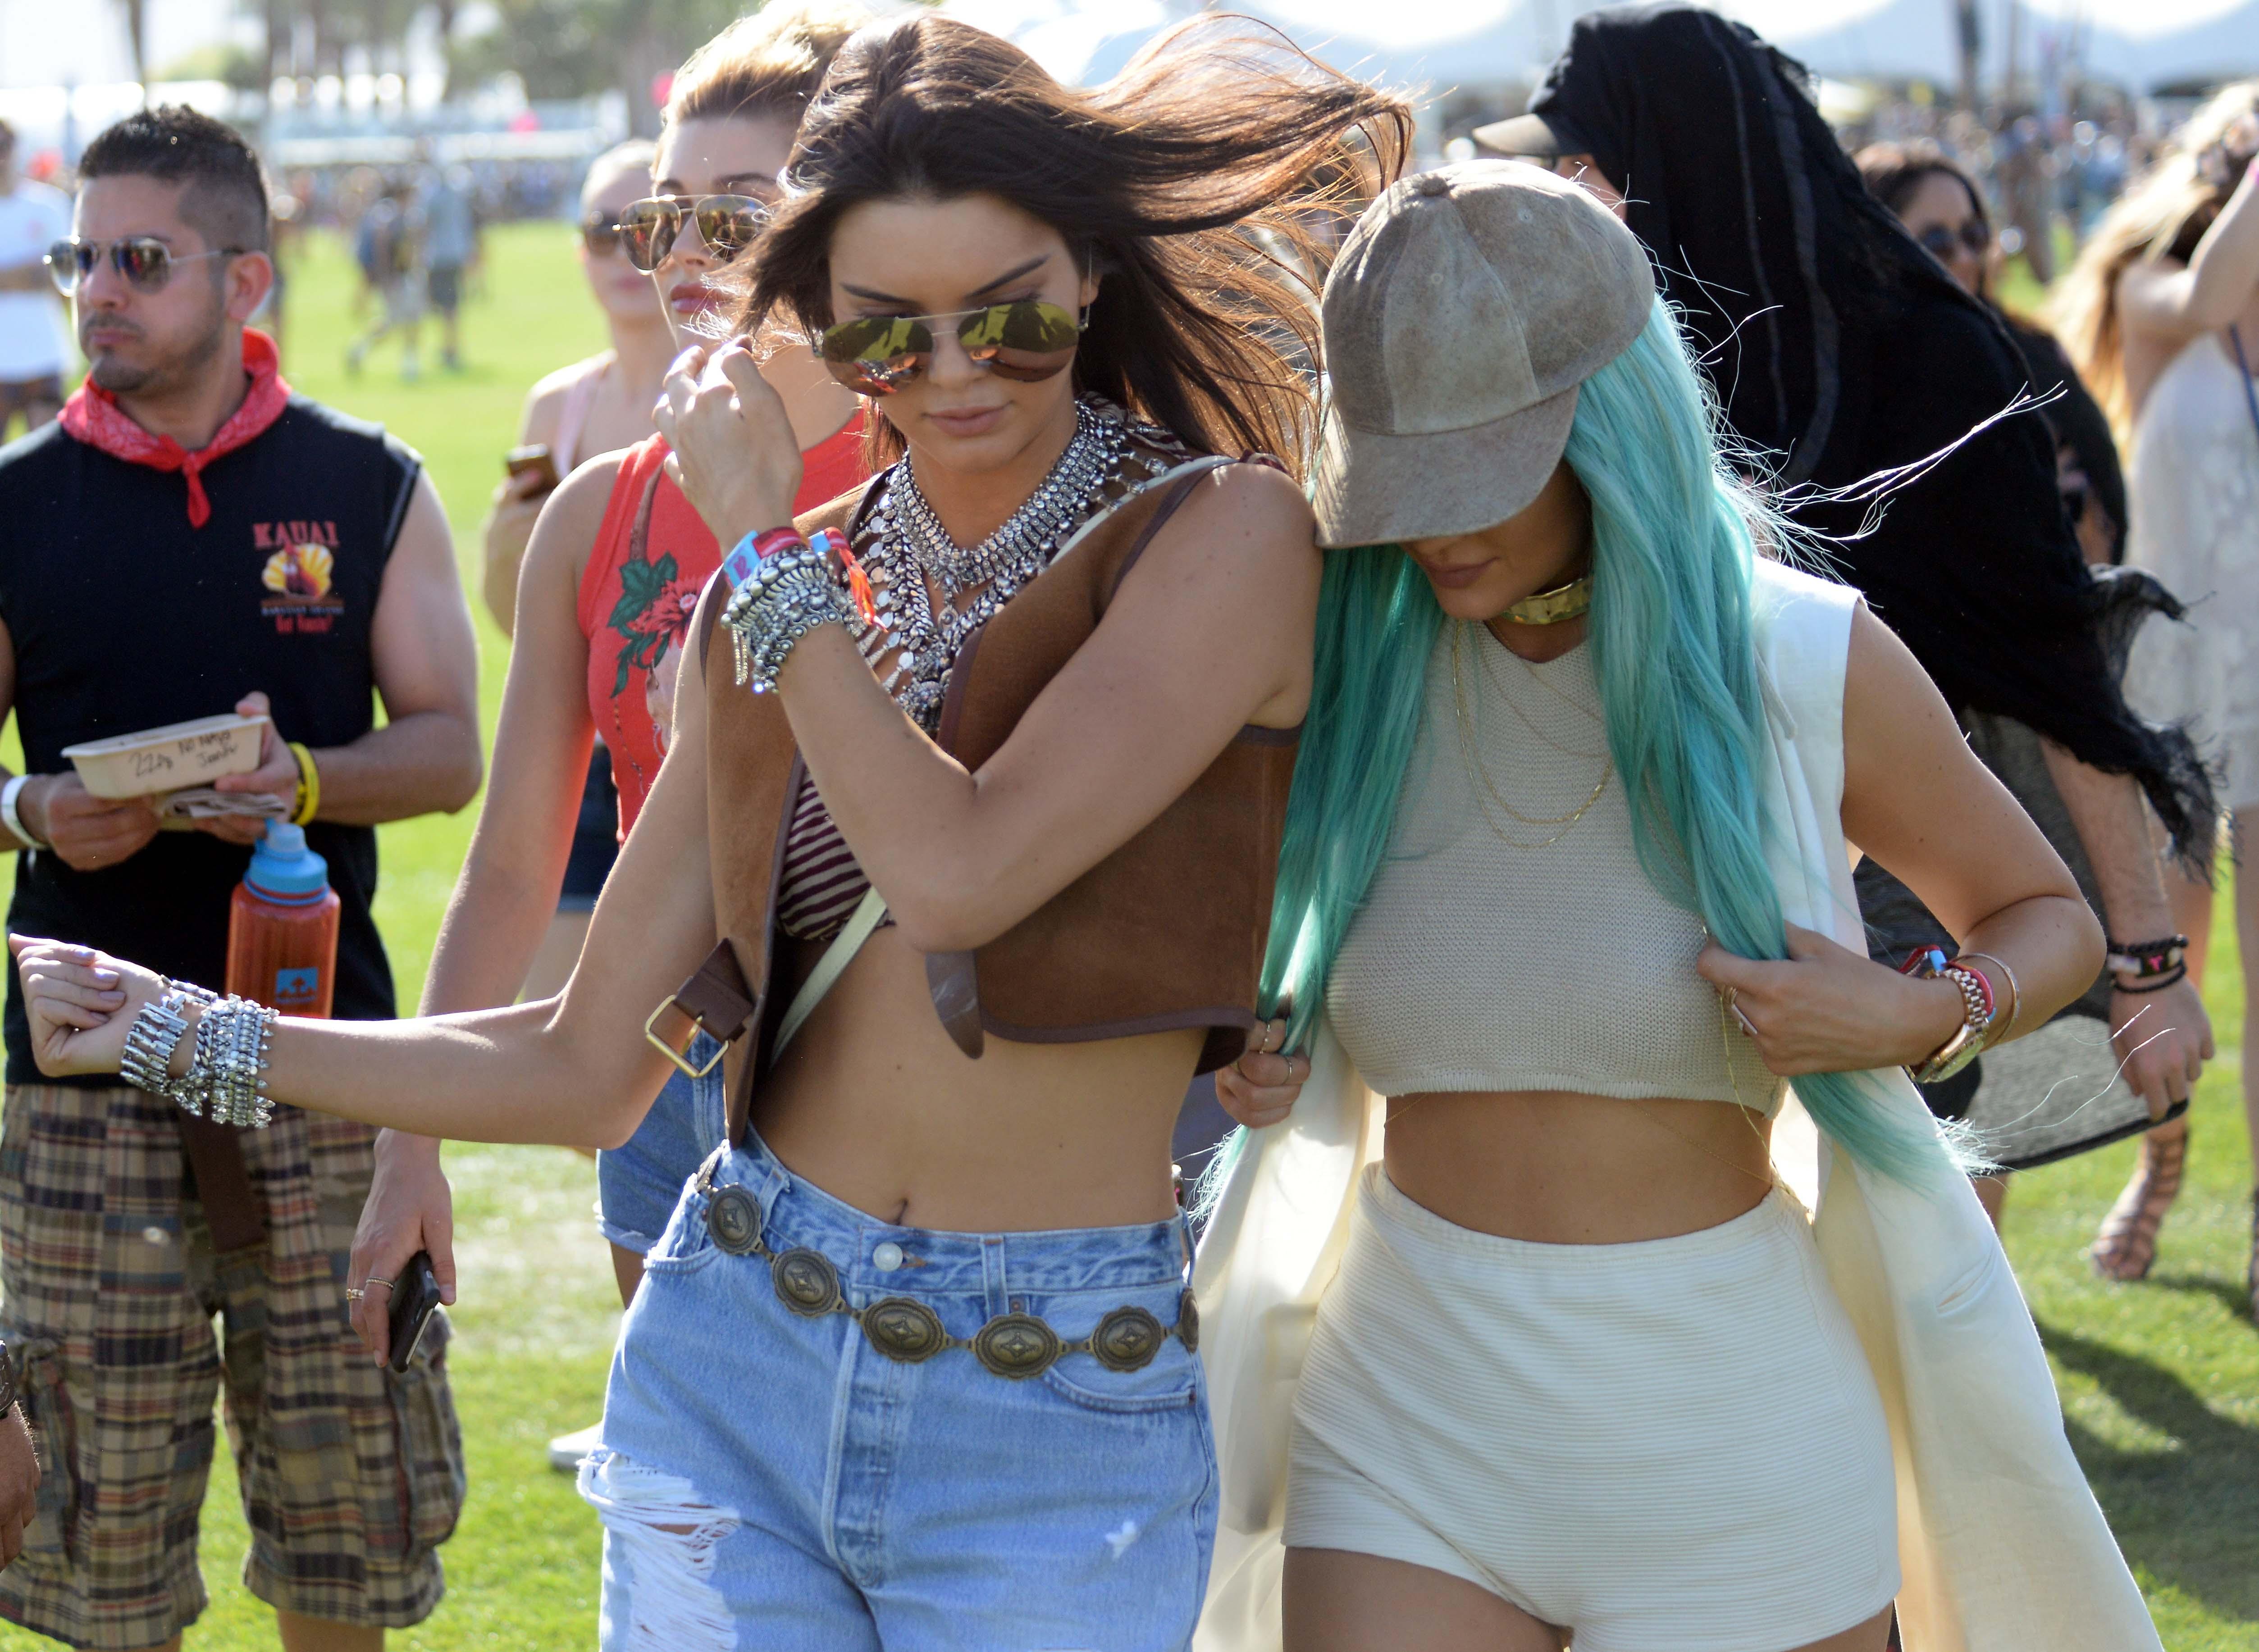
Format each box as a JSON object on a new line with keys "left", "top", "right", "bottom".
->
{"left": 862, "top": 396, "right": 1133, "bottom": 726}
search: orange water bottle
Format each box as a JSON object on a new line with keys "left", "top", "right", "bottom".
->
{"left": 225, "top": 822, "right": 341, "bottom": 1017}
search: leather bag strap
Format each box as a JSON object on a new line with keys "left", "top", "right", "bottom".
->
{"left": 645, "top": 940, "right": 758, "bottom": 1071}
{"left": 1103, "top": 457, "right": 1232, "bottom": 601}
{"left": 774, "top": 887, "right": 888, "bottom": 1058}
{"left": 177, "top": 1114, "right": 265, "bottom": 1254}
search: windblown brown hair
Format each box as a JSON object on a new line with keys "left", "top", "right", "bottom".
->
{"left": 664, "top": 0, "right": 871, "bottom": 133}
{"left": 739, "top": 12, "right": 1412, "bottom": 475}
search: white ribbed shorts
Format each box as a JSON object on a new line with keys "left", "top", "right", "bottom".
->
{"left": 1284, "top": 1169, "right": 1900, "bottom": 1652}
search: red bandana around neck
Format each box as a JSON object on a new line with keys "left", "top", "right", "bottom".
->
{"left": 59, "top": 329, "right": 293, "bottom": 528}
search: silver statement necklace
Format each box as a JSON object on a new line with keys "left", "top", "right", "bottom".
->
{"left": 859, "top": 396, "right": 1130, "bottom": 726}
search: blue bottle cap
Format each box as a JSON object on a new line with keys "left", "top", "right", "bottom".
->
{"left": 245, "top": 820, "right": 331, "bottom": 902}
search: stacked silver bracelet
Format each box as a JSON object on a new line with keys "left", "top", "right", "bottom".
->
{"left": 721, "top": 540, "right": 860, "bottom": 693}
{"left": 120, "top": 981, "right": 278, "bottom": 1129}
{"left": 187, "top": 997, "right": 278, "bottom": 1128}
{"left": 120, "top": 987, "right": 196, "bottom": 1096}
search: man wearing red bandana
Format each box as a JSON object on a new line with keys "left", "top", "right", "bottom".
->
{"left": 0, "top": 108, "right": 482, "bottom": 1652}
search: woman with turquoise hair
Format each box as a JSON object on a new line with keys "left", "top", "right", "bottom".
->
{"left": 1196, "top": 163, "right": 2163, "bottom": 1652}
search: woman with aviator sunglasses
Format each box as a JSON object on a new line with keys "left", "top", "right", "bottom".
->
{"left": 480, "top": 139, "right": 673, "bottom": 640}
{"left": 345, "top": 1, "right": 869, "bottom": 1402}
{"left": 12, "top": 13, "right": 1408, "bottom": 1643}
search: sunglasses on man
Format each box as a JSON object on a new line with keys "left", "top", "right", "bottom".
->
{"left": 46, "top": 236, "right": 247, "bottom": 296}
{"left": 615, "top": 194, "right": 771, "bottom": 273}
{"left": 816, "top": 299, "right": 1084, "bottom": 396}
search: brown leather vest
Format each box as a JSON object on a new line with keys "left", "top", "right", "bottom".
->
{"left": 688, "top": 461, "right": 1297, "bottom": 1142}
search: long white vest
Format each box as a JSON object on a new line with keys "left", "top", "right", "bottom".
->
{"left": 1191, "top": 558, "right": 2162, "bottom": 1652}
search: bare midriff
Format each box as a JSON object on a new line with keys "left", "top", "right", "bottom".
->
{"left": 751, "top": 926, "right": 1203, "bottom": 1234}
{"left": 1382, "top": 1089, "right": 1777, "bottom": 1245}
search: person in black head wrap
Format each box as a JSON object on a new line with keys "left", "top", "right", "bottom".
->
{"left": 1478, "top": 1, "right": 2215, "bottom": 1239}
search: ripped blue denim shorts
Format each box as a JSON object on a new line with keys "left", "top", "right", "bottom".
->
{"left": 581, "top": 1129, "right": 1217, "bottom": 1652}
{"left": 595, "top": 1032, "right": 726, "bottom": 1254}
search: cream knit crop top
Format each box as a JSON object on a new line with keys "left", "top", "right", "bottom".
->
{"left": 1325, "top": 624, "right": 1783, "bottom": 1112}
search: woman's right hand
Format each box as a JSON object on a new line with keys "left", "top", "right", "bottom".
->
{"left": 5, "top": 936, "right": 151, "bottom": 1077}
{"left": 348, "top": 1131, "right": 458, "bottom": 1366}
{"left": 1214, "top": 1016, "right": 1310, "bottom": 1129}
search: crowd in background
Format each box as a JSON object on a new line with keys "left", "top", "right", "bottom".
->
{"left": 0, "top": 9, "right": 2255, "bottom": 1647}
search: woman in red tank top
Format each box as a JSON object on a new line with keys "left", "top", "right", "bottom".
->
{"left": 345, "top": 3, "right": 871, "bottom": 1366}
{"left": 581, "top": 411, "right": 864, "bottom": 821}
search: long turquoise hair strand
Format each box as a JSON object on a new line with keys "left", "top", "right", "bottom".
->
{"left": 1235, "top": 301, "right": 1965, "bottom": 1195}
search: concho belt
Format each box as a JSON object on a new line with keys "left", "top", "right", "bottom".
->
{"left": 694, "top": 1160, "right": 1198, "bottom": 1381}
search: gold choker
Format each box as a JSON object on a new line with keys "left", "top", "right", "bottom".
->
{"left": 1499, "top": 573, "right": 1592, "bottom": 626}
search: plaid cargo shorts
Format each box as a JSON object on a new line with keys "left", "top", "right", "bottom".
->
{"left": 0, "top": 1083, "right": 466, "bottom": 1650}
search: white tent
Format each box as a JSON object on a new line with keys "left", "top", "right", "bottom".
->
{"left": 939, "top": 0, "right": 2259, "bottom": 94}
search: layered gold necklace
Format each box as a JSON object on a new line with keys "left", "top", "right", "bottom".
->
{"left": 1448, "top": 622, "right": 1611, "bottom": 850}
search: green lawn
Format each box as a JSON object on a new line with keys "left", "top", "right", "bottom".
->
{"left": 0, "top": 221, "right": 2253, "bottom": 1648}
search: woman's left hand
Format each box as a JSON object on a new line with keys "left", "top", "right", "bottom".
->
{"left": 653, "top": 340, "right": 807, "bottom": 548}
{"left": 1695, "top": 923, "right": 1966, "bottom": 1077}
{"left": 6, "top": 935, "right": 162, "bottom": 1079}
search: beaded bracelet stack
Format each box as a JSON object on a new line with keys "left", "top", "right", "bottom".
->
{"left": 2106, "top": 933, "right": 2189, "bottom": 996}
{"left": 719, "top": 528, "right": 863, "bottom": 693}
{"left": 120, "top": 979, "right": 280, "bottom": 1129}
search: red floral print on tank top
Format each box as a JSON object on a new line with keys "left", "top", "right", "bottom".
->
{"left": 579, "top": 416, "right": 867, "bottom": 836}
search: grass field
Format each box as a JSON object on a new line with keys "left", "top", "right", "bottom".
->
{"left": 0, "top": 220, "right": 2254, "bottom": 1648}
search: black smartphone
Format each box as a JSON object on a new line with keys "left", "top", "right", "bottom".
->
{"left": 386, "top": 1251, "right": 444, "bottom": 1374}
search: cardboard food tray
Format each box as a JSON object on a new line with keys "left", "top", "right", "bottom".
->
{"left": 61, "top": 714, "right": 269, "bottom": 799}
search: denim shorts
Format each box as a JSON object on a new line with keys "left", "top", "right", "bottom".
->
{"left": 596, "top": 1032, "right": 726, "bottom": 1253}
{"left": 580, "top": 1130, "right": 1217, "bottom": 1651}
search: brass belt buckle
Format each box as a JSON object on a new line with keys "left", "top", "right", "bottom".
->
{"left": 644, "top": 997, "right": 729, "bottom": 1079}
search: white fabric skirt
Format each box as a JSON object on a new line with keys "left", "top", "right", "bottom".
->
{"left": 1284, "top": 1168, "right": 1899, "bottom": 1652}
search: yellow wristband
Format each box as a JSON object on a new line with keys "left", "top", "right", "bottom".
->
{"left": 288, "top": 742, "right": 320, "bottom": 827}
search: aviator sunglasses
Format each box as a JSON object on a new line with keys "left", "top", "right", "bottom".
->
{"left": 817, "top": 299, "right": 1083, "bottom": 396}
{"left": 580, "top": 209, "right": 625, "bottom": 257}
{"left": 1916, "top": 219, "right": 1990, "bottom": 261}
{"left": 616, "top": 193, "right": 771, "bottom": 273}
{"left": 47, "top": 235, "right": 246, "bottom": 296}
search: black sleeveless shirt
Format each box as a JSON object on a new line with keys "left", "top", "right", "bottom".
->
{"left": 0, "top": 398, "right": 419, "bottom": 1084}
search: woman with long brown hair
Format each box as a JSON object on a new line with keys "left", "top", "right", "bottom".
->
{"left": 2055, "top": 85, "right": 2259, "bottom": 1304}
{"left": 9, "top": 14, "right": 1406, "bottom": 1646}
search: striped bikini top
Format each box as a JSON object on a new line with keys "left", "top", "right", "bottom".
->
{"left": 777, "top": 769, "right": 875, "bottom": 940}
{"left": 774, "top": 417, "right": 1203, "bottom": 942}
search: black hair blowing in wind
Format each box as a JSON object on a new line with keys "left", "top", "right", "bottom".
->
{"left": 1525, "top": 2, "right": 2215, "bottom": 865}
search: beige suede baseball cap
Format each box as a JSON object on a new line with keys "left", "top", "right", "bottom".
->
{"left": 1312, "top": 160, "right": 1656, "bottom": 548}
